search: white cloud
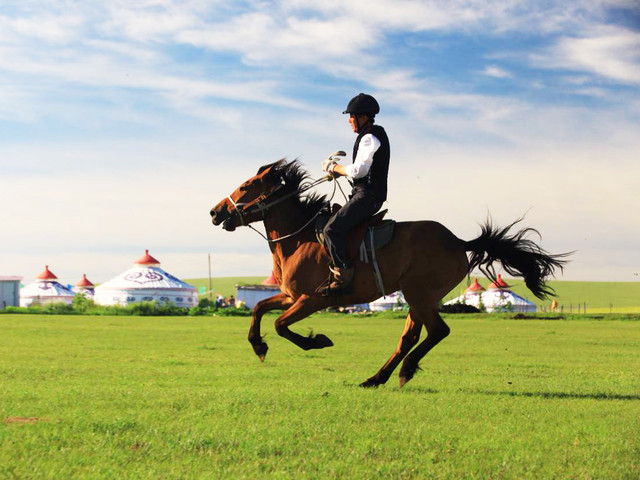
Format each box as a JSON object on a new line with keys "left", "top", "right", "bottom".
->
{"left": 534, "top": 26, "right": 640, "bottom": 85}
{"left": 481, "top": 65, "right": 513, "bottom": 78}
{"left": 0, "top": 12, "right": 84, "bottom": 43}
{"left": 1, "top": 0, "right": 639, "bottom": 284}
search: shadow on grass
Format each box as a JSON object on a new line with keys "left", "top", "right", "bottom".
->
{"left": 465, "top": 389, "right": 640, "bottom": 401}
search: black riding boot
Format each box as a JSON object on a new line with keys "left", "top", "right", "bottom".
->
{"left": 317, "top": 267, "right": 355, "bottom": 296}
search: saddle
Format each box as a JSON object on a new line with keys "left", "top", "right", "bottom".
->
{"left": 315, "top": 205, "right": 396, "bottom": 264}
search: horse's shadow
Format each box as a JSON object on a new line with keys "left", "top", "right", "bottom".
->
{"left": 347, "top": 384, "right": 640, "bottom": 401}
{"left": 462, "top": 389, "right": 640, "bottom": 401}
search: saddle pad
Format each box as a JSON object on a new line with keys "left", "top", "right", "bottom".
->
{"left": 362, "top": 219, "right": 396, "bottom": 254}
{"left": 315, "top": 214, "right": 396, "bottom": 253}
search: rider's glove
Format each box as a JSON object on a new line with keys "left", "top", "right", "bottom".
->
{"left": 321, "top": 159, "right": 336, "bottom": 173}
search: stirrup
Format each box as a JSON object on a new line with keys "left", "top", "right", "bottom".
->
{"left": 315, "top": 274, "right": 333, "bottom": 295}
{"left": 316, "top": 267, "right": 354, "bottom": 297}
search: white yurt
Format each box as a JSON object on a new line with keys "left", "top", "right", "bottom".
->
{"left": 369, "top": 291, "right": 406, "bottom": 311}
{"left": 443, "top": 278, "right": 486, "bottom": 310}
{"left": 20, "top": 266, "right": 75, "bottom": 307}
{"left": 444, "top": 275, "right": 536, "bottom": 313}
{"left": 73, "top": 274, "right": 95, "bottom": 299}
{"left": 94, "top": 249, "right": 198, "bottom": 308}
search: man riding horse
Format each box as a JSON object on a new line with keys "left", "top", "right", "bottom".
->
{"left": 317, "top": 93, "right": 391, "bottom": 296}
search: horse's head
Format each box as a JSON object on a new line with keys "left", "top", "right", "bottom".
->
{"left": 210, "top": 159, "right": 286, "bottom": 231}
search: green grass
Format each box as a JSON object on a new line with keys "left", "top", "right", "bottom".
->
{"left": 1, "top": 313, "right": 639, "bottom": 478}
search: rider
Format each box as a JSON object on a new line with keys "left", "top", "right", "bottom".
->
{"left": 317, "top": 93, "right": 390, "bottom": 296}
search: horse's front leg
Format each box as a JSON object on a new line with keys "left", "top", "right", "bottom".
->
{"left": 274, "top": 294, "right": 334, "bottom": 351}
{"left": 249, "top": 293, "right": 294, "bottom": 361}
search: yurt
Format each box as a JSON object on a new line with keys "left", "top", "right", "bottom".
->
{"left": 94, "top": 250, "right": 198, "bottom": 308}
{"left": 444, "top": 275, "right": 536, "bottom": 313}
{"left": 73, "top": 274, "right": 95, "bottom": 298}
{"left": 442, "top": 278, "right": 486, "bottom": 311}
{"left": 482, "top": 275, "right": 535, "bottom": 312}
{"left": 480, "top": 288, "right": 536, "bottom": 313}
{"left": 20, "top": 266, "right": 75, "bottom": 307}
{"left": 487, "top": 274, "right": 510, "bottom": 290}
{"left": 369, "top": 291, "right": 406, "bottom": 311}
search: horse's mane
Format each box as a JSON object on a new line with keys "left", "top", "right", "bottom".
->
{"left": 271, "top": 159, "right": 329, "bottom": 216}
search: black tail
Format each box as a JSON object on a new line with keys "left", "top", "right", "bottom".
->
{"left": 465, "top": 218, "right": 571, "bottom": 299}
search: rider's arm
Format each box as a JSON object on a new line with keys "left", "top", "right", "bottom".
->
{"left": 343, "top": 134, "right": 381, "bottom": 179}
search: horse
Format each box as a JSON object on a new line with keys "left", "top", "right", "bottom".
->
{"left": 209, "top": 159, "right": 569, "bottom": 387}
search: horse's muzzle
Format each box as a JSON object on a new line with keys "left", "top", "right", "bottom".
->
{"left": 222, "top": 218, "right": 236, "bottom": 231}
{"left": 210, "top": 206, "right": 227, "bottom": 226}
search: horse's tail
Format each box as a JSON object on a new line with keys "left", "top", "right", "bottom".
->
{"left": 464, "top": 218, "right": 571, "bottom": 299}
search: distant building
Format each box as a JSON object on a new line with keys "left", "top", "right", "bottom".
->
{"left": 444, "top": 275, "right": 536, "bottom": 313}
{"left": 94, "top": 249, "right": 198, "bottom": 308}
{"left": 236, "top": 272, "right": 280, "bottom": 309}
{"left": 369, "top": 291, "right": 406, "bottom": 311}
{"left": 1, "top": 276, "right": 23, "bottom": 309}
{"left": 20, "top": 266, "right": 75, "bottom": 307}
{"left": 73, "top": 274, "right": 95, "bottom": 299}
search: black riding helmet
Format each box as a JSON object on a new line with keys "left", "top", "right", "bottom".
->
{"left": 343, "top": 93, "right": 380, "bottom": 116}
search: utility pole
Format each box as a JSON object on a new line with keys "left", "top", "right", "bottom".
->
{"left": 208, "top": 253, "right": 213, "bottom": 301}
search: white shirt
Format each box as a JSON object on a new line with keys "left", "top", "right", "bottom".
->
{"left": 344, "top": 133, "right": 381, "bottom": 180}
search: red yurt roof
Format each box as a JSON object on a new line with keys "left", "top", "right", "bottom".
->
{"left": 36, "top": 265, "right": 58, "bottom": 280}
{"left": 75, "top": 274, "right": 94, "bottom": 287}
{"left": 488, "top": 274, "right": 510, "bottom": 289}
{"left": 465, "top": 278, "right": 485, "bottom": 293}
{"left": 261, "top": 272, "right": 277, "bottom": 286}
{"left": 135, "top": 249, "right": 160, "bottom": 265}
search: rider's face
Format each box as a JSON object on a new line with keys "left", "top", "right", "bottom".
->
{"left": 349, "top": 114, "right": 368, "bottom": 133}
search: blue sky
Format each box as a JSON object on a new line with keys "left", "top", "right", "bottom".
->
{"left": 1, "top": 0, "right": 639, "bottom": 286}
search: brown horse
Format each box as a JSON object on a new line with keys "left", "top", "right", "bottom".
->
{"left": 210, "top": 159, "right": 568, "bottom": 387}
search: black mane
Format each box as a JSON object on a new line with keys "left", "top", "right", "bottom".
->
{"left": 272, "top": 159, "right": 329, "bottom": 216}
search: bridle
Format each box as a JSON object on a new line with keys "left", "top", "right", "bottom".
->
{"left": 226, "top": 174, "right": 345, "bottom": 243}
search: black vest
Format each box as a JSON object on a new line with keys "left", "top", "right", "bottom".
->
{"left": 352, "top": 124, "right": 390, "bottom": 202}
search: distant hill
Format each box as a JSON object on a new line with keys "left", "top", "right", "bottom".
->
{"left": 185, "top": 276, "right": 265, "bottom": 299}
{"left": 185, "top": 276, "right": 640, "bottom": 313}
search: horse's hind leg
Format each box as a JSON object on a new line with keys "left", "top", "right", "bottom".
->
{"left": 398, "top": 308, "right": 450, "bottom": 387}
{"left": 360, "top": 313, "right": 422, "bottom": 388}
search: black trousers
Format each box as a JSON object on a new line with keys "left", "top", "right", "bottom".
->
{"left": 323, "top": 188, "right": 383, "bottom": 270}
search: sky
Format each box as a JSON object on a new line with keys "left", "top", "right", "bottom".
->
{"left": 1, "top": 0, "right": 639, "bottom": 286}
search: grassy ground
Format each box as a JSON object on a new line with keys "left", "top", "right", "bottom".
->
{"left": 1, "top": 313, "right": 638, "bottom": 478}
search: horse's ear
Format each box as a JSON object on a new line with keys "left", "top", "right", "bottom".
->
{"left": 257, "top": 159, "right": 286, "bottom": 175}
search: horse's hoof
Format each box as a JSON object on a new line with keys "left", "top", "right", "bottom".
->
{"left": 252, "top": 342, "right": 269, "bottom": 362}
{"left": 313, "top": 334, "right": 334, "bottom": 349}
{"left": 359, "top": 378, "right": 380, "bottom": 388}
{"left": 399, "top": 367, "right": 416, "bottom": 387}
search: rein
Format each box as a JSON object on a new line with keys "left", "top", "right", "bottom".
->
{"left": 228, "top": 174, "right": 339, "bottom": 244}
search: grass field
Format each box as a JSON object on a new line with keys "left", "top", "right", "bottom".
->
{"left": 186, "top": 276, "right": 640, "bottom": 313}
{"left": 1, "top": 313, "right": 639, "bottom": 478}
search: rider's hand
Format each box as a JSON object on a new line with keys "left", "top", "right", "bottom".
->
{"left": 321, "top": 159, "right": 336, "bottom": 173}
